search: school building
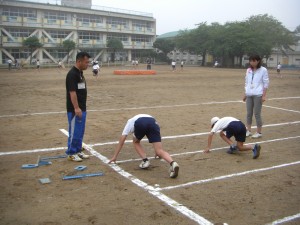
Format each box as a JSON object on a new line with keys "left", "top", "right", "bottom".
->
{"left": 0, "top": 0, "right": 156, "bottom": 65}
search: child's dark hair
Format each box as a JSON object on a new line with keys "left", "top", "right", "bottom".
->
{"left": 249, "top": 54, "right": 262, "bottom": 68}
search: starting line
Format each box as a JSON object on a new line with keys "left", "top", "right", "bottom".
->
{"left": 0, "top": 120, "right": 299, "bottom": 156}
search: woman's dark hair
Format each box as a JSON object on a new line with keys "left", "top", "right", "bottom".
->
{"left": 249, "top": 54, "right": 262, "bottom": 68}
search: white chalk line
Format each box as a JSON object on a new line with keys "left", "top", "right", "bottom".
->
{"left": 263, "top": 105, "right": 300, "bottom": 113}
{"left": 265, "top": 212, "right": 300, "bottom": 225}
{"left": 157, "top": 160, "right": 300, "bottom": 191}
{"left": 0, "top": 121, "right": 299, "bottom": 156}
{"left": 1, "top": 96, "right": 299, "bottom": 118}
{"left": 115, "top": 135, "right": 300, "bottom": 164}
{"left": 59, "top": 129, "right": 214, "bottom": 225}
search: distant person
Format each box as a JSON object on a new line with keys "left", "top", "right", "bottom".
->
{"left": 7, "top": 59, "right": 12, "bottom": 70}
{"left": 108, "top": 114, "right": 180, "bottom": 178}
{"left": 214, "top": 61, "right": 219, "bottom": 67}
{"left": 204, "top": 116, "right": 261, "bottom": 159}
{"left": 243, "top": 55, "right": 269, "bottom": 139}
{"left": 58, "top": 60, "right": 63, "bottom": 69}
{"left": 277, "top": 62, "right": 282, "bottom": 78}
{"left": 146, "top": 57, "right": 152, "bottom": 70}
{"left": 14, "top": 59, "right": 19, "bottom": 70}
{"left": 171, "top": 60, "right": 176, "bottom": 71}
{"left": 92, "top": 61, "right": 100, "bottom": 77}
{"left": 132, "top": 59, "right": 136, "bottom": 69}
{"left": 36, "top": 59, "right": 40, "bottom": 71}
{"left": 181, "top": 61, "right": 184, "bottom": 70}
{"left": 65, "top": 51, "right": 91, "bottom": 162}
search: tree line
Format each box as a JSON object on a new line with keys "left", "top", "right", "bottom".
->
{"left": 154, "top": 14, "right": 300, "bottom": 67}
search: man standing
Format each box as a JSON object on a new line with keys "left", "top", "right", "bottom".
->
{"left": 65, "top": 52, "right": 91, "bottom": 162}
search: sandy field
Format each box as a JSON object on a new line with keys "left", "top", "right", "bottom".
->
{"left": 0, "top": 64, "right": 299, "bottom": 225}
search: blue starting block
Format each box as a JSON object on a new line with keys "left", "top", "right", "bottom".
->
{"left": 63, "top": 172, "right": 104, "bottom": 180}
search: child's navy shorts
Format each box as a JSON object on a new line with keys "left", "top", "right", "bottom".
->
{"left": 134, "top": 117, "right": 161, "bottom": 143}
{"left": 223, "top": 121, "right": 246, "bottom": 142}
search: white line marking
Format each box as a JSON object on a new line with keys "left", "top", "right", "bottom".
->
{"left": 157, "top": 161, "right": 300, "bottom": 191}
{"left": 265, "top": 212, "right": 300, "bottom": 225}
{"left": 116, "top": 135, "right": 300, "bottom": 164}
{"left": 0, "top": 147, "right": 67, "bottom": 156}
{"left": 263, "top": 105, "right": 300, "bottom": 113}
{"left": 1, "top": 121, "right": 299, "bottom": 156}
{"left": 1, "top": 96, "right": 299, "bottom": 118}
{"left": 59, "top": 129, "right": 213, "bottom": 225}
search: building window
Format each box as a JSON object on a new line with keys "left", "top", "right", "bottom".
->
{"left": 47, "top": 30, "right": 71, "bottom": 39}
{"left": 106, "top": 17, "right": 128, "bottom": 27}
{"left": 107, "top": 34, "right": 128, "bottom": 42}
{"left": 4, "top": 28, "right": 34, "bottom": 38}
{"left": 132, "top": 35, "right": 152, "bottom": 43}
{"left": 44, "top": 11, "right": 67, "bottom": 23}
{"left": 76, "top": 14, "right": 103, "bottom": 24}
{"left": 78, "top": 31, "right": 103, "bottom": 41}
{"left": 2, "top": 7, "right": 36, "bottom": 19}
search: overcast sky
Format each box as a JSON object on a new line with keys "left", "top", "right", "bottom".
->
{"left": 93, "top": 0, "right": 300, "bottom": 35}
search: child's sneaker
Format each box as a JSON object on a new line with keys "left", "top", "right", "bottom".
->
{"left": 169, "top": 162, "right": 179, "bottom": 178}
{"left": 67, "top": 154, "right": 83, "bottom": 162}
{"left": 227, "top": 145, "right": 238, "bottom": 154}
{"left": 77, "top": 151, "right": 90, "bottom": 159}
{"left": 252, "top": 144, "right": 261, "bottom": 159}
{"left": 139, "top": 159, "right": 150, "bottom": 169}
{"left": 252, "top": 132, "right": 262, "bottom": 139}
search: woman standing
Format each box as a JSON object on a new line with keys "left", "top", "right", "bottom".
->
{"left": 243, "top": 55, "right": 270, "bottom": 138}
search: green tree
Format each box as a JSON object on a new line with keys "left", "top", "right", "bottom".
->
{"left": 153, "top": 38, "right": 175, "bottom": 63}
{"left": 106, "top": 38, "right": 123, "bottom": 62}
{"left": 23, "top": 36, "right": 43, "bottom": 64}
{"left": 176, "top": 23, "right": 210, "bottom": 66}
{"left": 246, "top": 14, "right": 297, "bottom": 59}
{"left": 62, "top": 39, "right": 76, "bottom": 64}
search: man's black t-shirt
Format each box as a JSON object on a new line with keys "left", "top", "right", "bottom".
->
{"left": 66, "top": 66, "right": 87, "bottom": 112}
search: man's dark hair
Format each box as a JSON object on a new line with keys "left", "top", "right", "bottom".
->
{"left": 249, "top": 54, "right": 262, "bottom": 68}
{"left": 76, "top": 52, "right": 91, "bottom": 61}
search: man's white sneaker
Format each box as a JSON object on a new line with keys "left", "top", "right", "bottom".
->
{"left": 169, "top": 162, "right": 179, "bottom": 178}
{"left": 252, "top": 132, "right": 262, "bottom": 139}
{"left": 77, "top": 151, "right": 89, "bottom": 159}
{"left": 67, "top": 154, "right": 83, "bottom": 162}
{"left": 246, "top": 130, "right": 252, "bottom": 137}
{"left": 139, "top": 160, "right": 150, "bottom": 169}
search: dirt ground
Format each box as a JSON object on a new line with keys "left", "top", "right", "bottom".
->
{"left": 0, "top": 64, "right": 299, "bottom": 225}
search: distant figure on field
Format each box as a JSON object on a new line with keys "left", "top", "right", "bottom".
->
{"left": 277, "top": 62, "right": 282, "bottom": 78}
{"left": 132, "top": 59, "right": 136, "bottom": 69}
{"left": 214, "top": 61, "right": 219, "bottom": 67}
{"left": 171, "top": 60, "right": 176, "bottom": 71}
{"left": 108, "top": 114, "right": 180, "bottom": 178}
{"left": 146, "top": 57, "right": 152, "bottom": 70}
{"left": 205, "top": 116, "right": 261, "bottom": 159}
{"left": 7, "top": 59, "right": 12, "bottom": 70}
{"left": 36, "top": 59, "right": 40, "bottom": 71}
{"left": 92, "top": 61, "right": 100, "bottom": 78}
{"left": 181, "top": 61, "right": 184, "bottom": 70}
